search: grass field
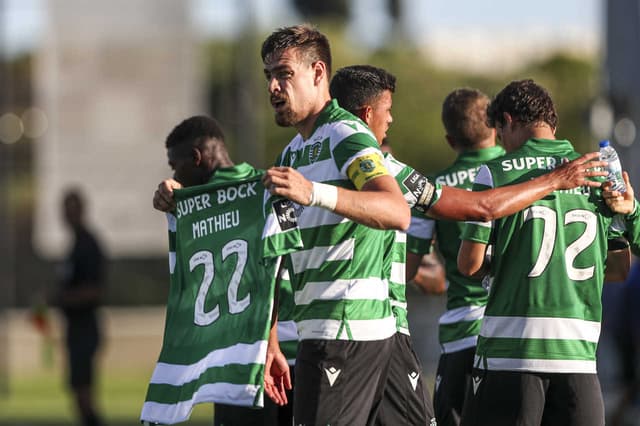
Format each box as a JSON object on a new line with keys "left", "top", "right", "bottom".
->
{"left": 0, "top": 368, "right": 214, "bottom": 426}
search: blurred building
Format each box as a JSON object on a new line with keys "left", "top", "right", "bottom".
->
{"left": 605, "top": 0, "right": 640, "bottom": 188}
{"left": 33, "top": 0, "right": 204, "bottom": 258}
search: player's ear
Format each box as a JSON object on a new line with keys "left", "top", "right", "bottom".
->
{"left": 192, "top": 147, "right": 202, "bottom": 166}
{"left": 312, "top": 61, "right": 327, "bottom": 85}
{"left": 361, "top": 105, "right": 373, "bottom": 124}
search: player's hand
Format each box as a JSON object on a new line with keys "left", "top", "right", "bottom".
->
{"left": 153, "top": 179, "right": 182, "bottom": 212}
{"left": 263, "top": 167, "right": 313, "bottom": 206}
{"left": 603, "top": 171, "right": 636, "bottom": 215}
{"left": 264, "top": 347, "right": 291, "bottom": 406}
{"left": 551, "top": 152, "right": 608, "bottom": 189}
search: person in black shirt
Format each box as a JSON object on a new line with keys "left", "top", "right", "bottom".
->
{"left": 57, "top": 188, "right": 105, "bottom": 426}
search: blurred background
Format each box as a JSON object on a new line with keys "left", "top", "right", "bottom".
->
{"left": 0, "top": 0, "right": 639, "bottom": 424}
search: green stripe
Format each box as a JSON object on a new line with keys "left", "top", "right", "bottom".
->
{"left": 477, "top": 337, "right": 597, "bottom": 361}
{"left": 294, "top": 299, "right": 391, "bottom": 323}
{"left": 439, "top": 319, "right": 483, "bottom": 343}
{"left": 145, "top": 363, "right": 264, "bottom": 404}
{"left": 280, "top": 340, "right": 298, "bottom": 360}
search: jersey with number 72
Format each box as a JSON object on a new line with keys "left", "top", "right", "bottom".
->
{"left": 461, "top": 138, "right": 636, "bottom": 374}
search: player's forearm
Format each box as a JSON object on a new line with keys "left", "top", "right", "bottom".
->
{"left": 333, "top": 186, "right": 410, "bottom": 230}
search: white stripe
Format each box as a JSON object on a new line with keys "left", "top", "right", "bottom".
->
{"left": 149, "top": 341, "right": 266, "bottom": 386}
{"left": 141, "top": 382, "right": 260, "bottom": 424}
{"left": 408, "top": 217, "right": 435, "bottom": 240}
{"left": 280, "top": 267, "right": 290, "bottom": 280}
{"left": 465, "top": 219, "right": 492, "bottom": 228}
{"left": 297, "top": 317, "right": 396, "bottom": 341}
{"left": 394, "top": 231, "right": 407, "bottom": 243}
{"left": 441, "top": 335, "right": 478, "bottom": 353}
{"left": 262, "top": 209, "right": 286, "bottom": 238}
{"left": 481, "top": 316, "right": 601, "bottom": 343}
{"left": 166, "top": 213, "right": 177, "bottom": 232}
{"left": 390, "top": 300, "right": 407, "bottom": 309}
{"left": 277, "top": 320, "right": 299, "bottom": 342}
{"left": 476, "top": 355, "right": 597, "bottom": 374}
{"left": 289, "top": 238, "right": 354, "bottom": 273}
{"left": 398, "top": 327, "right": 410, "bottom": 335}
{"left": 439, "top": 305, "right": 486, "bottom": 325}
{"left": 168, "top": 252, "right": 176, "bottom": 274}
{"left": 297, "top": 204, "right": 347, "bottom": 229}
{"left": 298, "top": 157, "right": 342, "bottom": 182}
{"left": 390, "top": 262, "right": 406, "bottom": 284}
{"left": 294, "top": 278, "right": 388, "bottom": 305}
{"left": 384, "top": 155, "right": 406, "bottom": 176}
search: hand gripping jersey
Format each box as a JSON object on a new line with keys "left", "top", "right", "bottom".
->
{"left": 461, "top": 139, "right": 640, "bottom": 374}
{"left": 427, "top": 146, "right": 505, "bottom": 353}
{"left": 383, "top": 152, "right": 440, "bottom": 334}
{"left": 141, "top": 164, "right": 285, "bottom": 425}
{"left": 262, "top": 99, "right": 397, "bottom": 341}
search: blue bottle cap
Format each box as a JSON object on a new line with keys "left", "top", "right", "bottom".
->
{"left": 599, "top": 140, "right": 610, "bottom": 148}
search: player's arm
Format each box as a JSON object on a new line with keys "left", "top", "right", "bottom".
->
{"left": 264, "top": 260, "right": 291, "bottom": 406}
{"left": 407, "top": 252, "right": 446, "bottom": 294}
{"left": 457, "top": 240, "right": 489, "bottom": 278}
{"left": 605, "top": 238, "right": 631, "bottom": 283}
{"left": 603, "top": 172, "right": 640, "bottom": 256}
{"left": 153, "top": 178, "right": 182, "bottom": 212}
{"left": 262, "top": 166, "right": 410, "bottom": 231}
{"left": 428, "top": 152, "right": 607, "bottom": 222}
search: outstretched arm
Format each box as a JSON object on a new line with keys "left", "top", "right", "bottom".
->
{"left": 263, "top": 166, "right": 411, "bottom": 231}
{"left": 429, "top": 152, "right": 607, "bottom": 222}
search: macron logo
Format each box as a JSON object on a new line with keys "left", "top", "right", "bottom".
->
{"left": 408, "top": 371, "right": 420, "bottom": 391}
{"left": 324, "top": 366, "right": 341, "bottom": 387}
{"left": 435, "top": 374, "right": 442, "bottom": 392}
{"left": 472, "top": 375, "right": 482, "bottom": 395}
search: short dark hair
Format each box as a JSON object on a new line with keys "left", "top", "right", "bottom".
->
{"left": 261, "top": 24, "right": 332, "bottom": 77}
{"left": 441, "top": 88, "right": 493, "bottom": 149}
{"left": 487, "top": 79, "right": 558, "bottom": 130}
{"left": 165, "top": 116, "right": 225, "bottom": 149}
{"left": 329, "top": 65, "right": 396, "bottom": 113}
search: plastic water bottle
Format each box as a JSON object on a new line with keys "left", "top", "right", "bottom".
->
{"left": 599, "top": 140, "right": 626, "bottom": 193}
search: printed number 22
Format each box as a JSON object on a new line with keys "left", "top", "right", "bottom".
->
{"left": 189, "top": 239, "right": 250, "bottom": 326}
{"left": 524, "top": 206, "right": 597, "bottom": 281}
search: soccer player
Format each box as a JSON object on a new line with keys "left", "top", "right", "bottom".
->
{"left": 427, "top": 88, "right": 504, "bottom": 426}
{"left": 261, "top": 24, "right": 412, "bottom": 426}
{"left": 328, "top": 65, "right": 607, "bottom": 426}
{"left": 144, "top": 116, "right": 292, "bottom": 426}
{"left": 457, "top": 79, "right": 640, "bottom": 426}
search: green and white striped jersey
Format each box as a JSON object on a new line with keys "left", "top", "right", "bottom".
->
{"left": 461, "top": 139, "right": 636, "bottom": 374}
{"left": 263, "top": 99, "right": 396, "bottom": 341}
{"left": 428, "top": 146, "right": 505, "bottom": 353}
{"left": 141, "top": 164, "right": 280, "bottom": 425}
{"left": 277, "top": 266, "right": 298, "bottom": 365}
{"left": 383, "top": 152, "right": 441, "bottom": 334}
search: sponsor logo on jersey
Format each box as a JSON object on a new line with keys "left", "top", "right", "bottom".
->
{"left": 408, "top": 371, "right": 420, "bottom": 391}
{"left": 472, "top": 375, "right": 482, "bottom": 394}
{"left": 435, "top": 167, "right": 479, "bottom": 187}
{"left": 403, "top": 171, "right": 434, "bottom": 212}
{"left": 324, "top": 366, "right": 341, "bottom": 386}
{"left": 273, "top": 199, "right": 298, "bottom": 231}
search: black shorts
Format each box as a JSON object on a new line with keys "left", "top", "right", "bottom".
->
{"left": 376, "top": 332, "right": 435, "bottom": 425}
{"left": 461, "top": 369, "right": 604, "bottom": 426}
{"left": 294, "top": 338, "right": 393, "bottom": 426}
{"left": 433, "top": 346, "right": 475, "bottom": 426}
{"left": 214, "top": 369, "right": 294, "bottom": 426}
{"left": 66, "top": 319, "right": 100, "bottom": 388}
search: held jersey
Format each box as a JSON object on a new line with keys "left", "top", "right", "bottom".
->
{"left": 429, "top": 146, "right": 505, "bottom": 353}
{"left": 460, "top": 139, "right": 635, "bottom": 374}
{"left": 383, "top": 152, "right": 440, "bottom": 334}
{"left": 262, "top": 99, "right": 396, "bottom": 341}
{"left": 141, "top": 164, "right": 279, "bottom": 425}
